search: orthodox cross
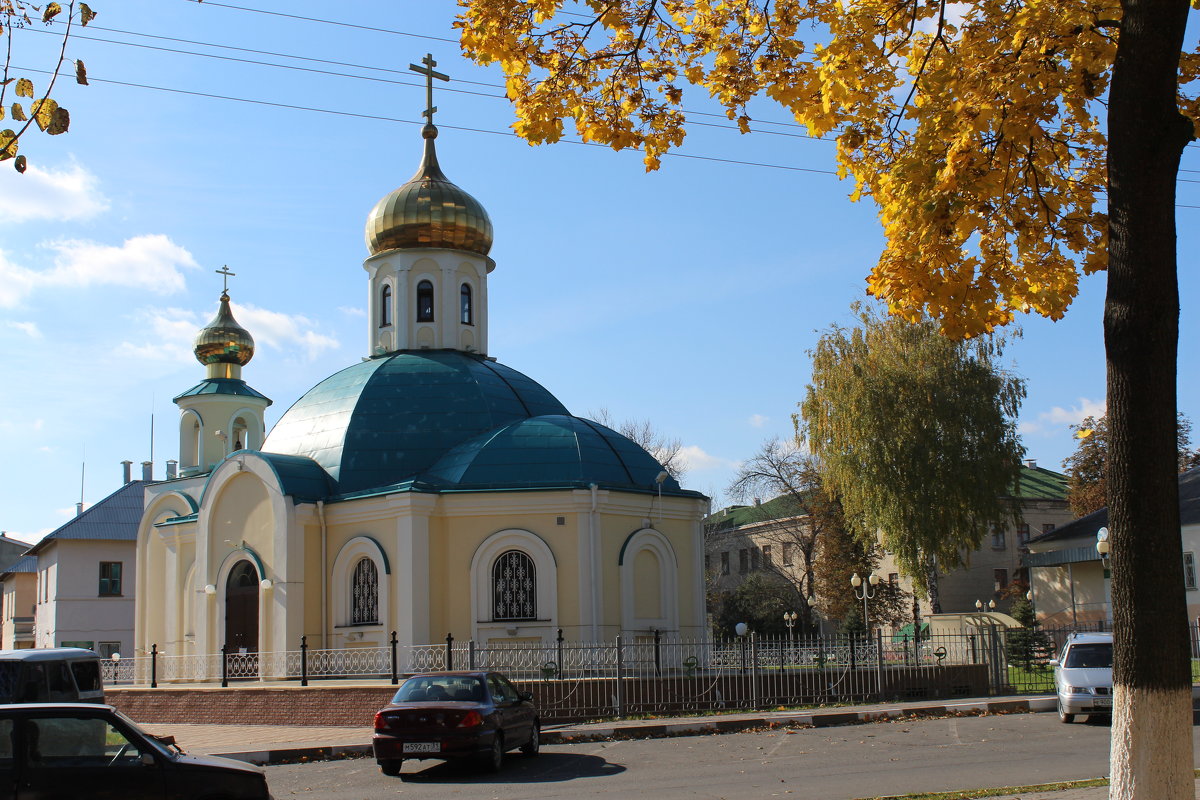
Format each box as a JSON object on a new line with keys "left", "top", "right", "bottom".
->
{"left": 216, "top": 265, "right": 235, "bottom": 293}
{"left": 409, "top": 53, "right": 449, "bottom": 125}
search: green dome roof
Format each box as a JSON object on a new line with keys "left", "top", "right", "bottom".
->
{"left": 422, "top": 415, "right": 684, "bottom": 492}
{"left": 262, "top": 350, "right": 568, "bottom": 494}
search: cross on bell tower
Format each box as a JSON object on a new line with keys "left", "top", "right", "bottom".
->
{"left": 216, "top": 265, "right": 236, "bottom": 298}
{"left": 409, "top": 53, "right": 449, "bottom": 128}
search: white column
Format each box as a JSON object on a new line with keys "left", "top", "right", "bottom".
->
{"left": 441, "top": 262, "right": 457, "bottom": 349}
{"left": 395, "top": 507, "right": 431, "bottom": 649}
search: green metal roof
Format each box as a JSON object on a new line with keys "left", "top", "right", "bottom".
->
{"left": 1010, "top": 465, "right": 1068, "bottom": 500}
{"left": 262, "top": 350, "right": 570, "bottom": 494}
{"left": 421, "top": 415, "right": 686, "bottom": 493}
{"left": 706, "top": 495, "right": 806, "bottom": 530}
{"left": 173, "top": 378, "right": 272, "bottom": 404}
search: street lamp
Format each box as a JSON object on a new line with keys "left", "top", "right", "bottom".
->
{"left": 975, "top": 598, "right": 997, "bottom": 612}
{"left": 1096, "top": 527, "right": 1111, "bottom": 626}
{"left": 109, "top": 652, "right": 121, "bottom": 685}
{"left": 851, "top": 572, "right": 880, "bottom": 633}
{"left": 783, "top": 611, "right": 798, "bottom": 663}
{"left": 735, "top": 622, "right": 749, "bottom": 672}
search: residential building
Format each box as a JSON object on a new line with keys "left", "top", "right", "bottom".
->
{"left": 28, "top": 479, "right": 143, "bottom": 657}
{"left": 0, "top": 555, "right": 37, "bottom": 649}
{"left": 1024, "top": 465, "right": 1200, "bottom": 627}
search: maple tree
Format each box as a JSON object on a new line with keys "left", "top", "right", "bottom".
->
{"left": 457, "top": 0, "right": 1196, "bottom": 794}
{"left": 0, "top": 0, "right": 94, "bottom": 172}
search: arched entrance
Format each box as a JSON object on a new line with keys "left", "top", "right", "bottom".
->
{"left": 224, "top": 559, "right": 259, "bottom": 654}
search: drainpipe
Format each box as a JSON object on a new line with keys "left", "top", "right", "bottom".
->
{"left": 317, "top": 500, "right": 328, "bottom": 649}
{"left": 589, "top": 483, "right": 600, "bottom": 643}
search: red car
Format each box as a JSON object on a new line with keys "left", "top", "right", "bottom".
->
{"left": 372, "top": 671, "right": 540, "bottom": 775}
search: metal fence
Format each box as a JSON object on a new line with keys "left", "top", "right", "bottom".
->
{"left": 107, "top": 623, "right": 1191, "bottom": 721}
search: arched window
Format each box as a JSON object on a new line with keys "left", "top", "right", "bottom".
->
{"left": 460, "top": 283, "right": 473, "bottom": 325}
{"left": 351, "top": 558, "right": 379, "bottom": 625}
{"left": 380, "top": 284, "right": 392, "bottom": 327}
{"left": 493, "top": 550, "right": 536, "bottom": 621}
{"left": 416, "top": 280, "right": 435, "bottom": 322}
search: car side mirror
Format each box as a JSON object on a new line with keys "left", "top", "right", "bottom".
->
{"left": 519, "top": 691, "right": 533, "bottom": 702}
{"left": 1049, "top": 659, "right": 1059, "bottom": 667}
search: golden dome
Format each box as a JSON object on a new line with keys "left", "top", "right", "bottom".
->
{"left": 194, "top": 291, "right": 255, "bottom": 368}
{"left": 365, "top": 125, "right": 494, "bottom": 257}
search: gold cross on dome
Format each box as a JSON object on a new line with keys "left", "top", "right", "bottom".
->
{"left": 409, "top": 53, "right": 449, "bottom": 125}
{"left": 216, "top": 265, "right": 235, "bottom": 293}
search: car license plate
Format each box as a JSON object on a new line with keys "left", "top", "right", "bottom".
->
{"left": 1093, "top": 698, "right": 1112, "bottom": 708}
{"left": 403, "top": 742, "right": 440, "bottom": 754}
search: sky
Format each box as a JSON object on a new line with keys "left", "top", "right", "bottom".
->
{"left": 1, "top": 0, "right": 1197, "bottom": 543}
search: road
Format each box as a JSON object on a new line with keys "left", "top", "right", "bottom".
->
{"left": 263, "top": 713, "right": 1196, "bottom": 799}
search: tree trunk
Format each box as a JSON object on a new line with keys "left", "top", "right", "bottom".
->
{"left": 1106, "top": 0, "right": 1193, "bottom": 794}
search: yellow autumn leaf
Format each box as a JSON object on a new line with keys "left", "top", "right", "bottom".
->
{"left": 42, "top": 3, "right": 62, "bottom": 23}
{"left": 10, "top": 103, "right": 25, "bottom": 122}
{"left": 15, "top": 78, "right": 33, "bottom": 99}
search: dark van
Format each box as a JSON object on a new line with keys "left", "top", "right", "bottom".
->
{"left": 0, "top": 648, "right": 104, "bottom": 704}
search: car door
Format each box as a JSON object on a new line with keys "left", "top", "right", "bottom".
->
{"left": 15, "top": 713, "right": 166, "bottom": 800}
{"left": 492, "top": 675, "right": 533, "bottom": 746}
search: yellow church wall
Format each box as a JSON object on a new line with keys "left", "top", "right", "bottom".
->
{"left": 208, "top": 474, "right": 275, "bottom": 569}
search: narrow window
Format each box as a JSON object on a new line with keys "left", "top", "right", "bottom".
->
{"left": 416, "top": 280, "right": 435, "bottom": 322}
{"left": 351, "top": 558, "right": 379, "bottom": 625}
{"left": 493, "top": 550, "right": 536, "bottom": 621}
{"left": 738, "top": 549, "right": 748, "bottom": 573}
{"left": 762, "top": 545, "right": 772, "bottom": 568}
{"left": 720, "top": 552, "right": 730, "bottom": 575}
{"left": 1016, "top": 523, "right": 1030, "bottom": 547}
{"left": 991, "top": 525, "right": 1006, "bottom": 549}
{"left": 380, "top": 284, "right": 392, "bottom": 327}
{"left": 993, "top": 568, "right": 1008, "bottom": 594}
{"left": 99, "top": 562, "right": 123, "bottom": 596}
{"left": 460, "top": 283, "right": 473, "bottom": 325}
{"left": 783, "top": 543, "right": 794, "bottom": 567}
{"left": 1185, "top": 552, "right": 1197, "bottom": 591}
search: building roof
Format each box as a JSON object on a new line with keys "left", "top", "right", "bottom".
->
{"left": 173, "top": 377, "right": 271, "bottom": 403}
{"left": 0, "top": 554, "right": 36, "bottom": 577}
{"left": 27, "top": 480, "right": 146, "bottom": 553}
{"left": 705, "top": 495, "right": 806, "bottom": 531}
{"left": 1010, "top": 465, "right": 1069, "bottom": 500}
{"left": 422, "top": 414, "right": 688, "bottom": 494}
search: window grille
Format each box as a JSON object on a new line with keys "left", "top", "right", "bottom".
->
{"left": 1185, "top": 552, "right": 1197, "bottom": 591}
{"left": 493, "top": 550, "right": 536, "bottom": 621}
{"left": 351, "top": 558, "right": 379, "bottom": 625}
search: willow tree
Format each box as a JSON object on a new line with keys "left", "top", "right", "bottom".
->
{"left": 0, "top": 1, "right": 94, "bottom": 172}
{"left": 458, "top": 0, "right": 1195, "bottom": 793}
{"left": 798, "top": 305, "right": 1025, "bottom": 611}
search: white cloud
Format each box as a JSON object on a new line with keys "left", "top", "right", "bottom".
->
{"left": 1021, "top": 397, "right": 1106, "bottom": 436}
{"left": 117, "top": 301, "right": 339, "bottom": 363}
{"left": 5, "top": 320, "right": 41, "bottom": 338}
{"left": 339, "top": 306, "right": 366, "bottom": 317}
{"left": 747, "top": 414, "right": 768, "bottom": 428}
{"left": 0, "top": 234, "right": 199, "bottom": 307}
{"left": 677, "top": 445, "right": 734, "bottom": 473}
{"left": 0, "top": 160, "right": 109, "bottom": 223}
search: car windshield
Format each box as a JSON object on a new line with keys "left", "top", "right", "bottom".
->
{"left": 392, "top": 676, "right": 486, "bottom": 703}
{"left": 1064, "top": 642, "right": 1112, "bottom": 668}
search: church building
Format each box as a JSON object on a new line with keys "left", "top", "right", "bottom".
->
{"left": 134, "top": 81, "right": 709, "bottom": 665}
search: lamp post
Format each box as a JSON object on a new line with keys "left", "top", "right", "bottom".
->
{"left": 1096, "top": 526, "right": 1111, "bottom": 628}
{"left": 109, "top": 652, "right": 121, "bottom": 685}
{"left": 975, "top": 598, "right": 997, "bottom": 613}
{"left": 783, "top": 611, "right": 798, "bottom": 664}
{"left": 735, "top": 622, "right": 749, "bottom": 673}
{"left": 851, "top": 572, "right": 880, "bottom": 633}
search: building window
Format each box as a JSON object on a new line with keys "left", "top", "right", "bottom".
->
{"left": 416, "top": 280, "right": 435, "bottom": 322}
{"left": 991, "top": 526, "right": 1006, "bottom": 550}
{"left": 738, "top": 549, "right": 749, "bottom": 573}
{"left": 97, "top": 641, "right": 121, "bottom": 659}
{"left": 351, "top": 558, "right": 379, "bottom": 625}
{"left": 762, "top": 545, "right": 772, "bottom": 568}
{"left": 888, "top": 573, "right": 899, "bottom": 585}
{"left": 1042, "top": 523, "right": 1056, "bottom": 534}
{"left": 98, "top": 562, "right": 122, "bottom": 596}
{"left": 783, "top": 543, "right": 794, "bottom": 567}
{"left": 751, "top": 548, "right": 760, "bottom": 571}
{"left": 993, "top": 568, "right": 1008, "bottom": 594}
{"left": 460, "top": 283, "right": 473, "bottom": 325}
{"left": 721, "top": 551, "right": 730, "bottom": 575}
{"left": 1185, "top": 552, "right": 1197, "bottom": 591}
{"left": 493, "top": 550, "right": 536, "bottom": 621}
{"left": 1016, "top": 523, "right": 1030, "bottom": 547}
{"left": 380, "top": 284, "right": 392, "bottom": 327}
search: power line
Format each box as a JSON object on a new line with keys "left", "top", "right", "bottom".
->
{"left": 181, "top": 0, "right": 459, "bottom": 44}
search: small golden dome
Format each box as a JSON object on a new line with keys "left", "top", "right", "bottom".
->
{"left": 365, "top": 125, "right": 494, "bottom": 257}
{"left": 194, "top": 291, "right": 255, "bottom": 367}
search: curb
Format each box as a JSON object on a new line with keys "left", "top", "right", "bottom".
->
{"left": 212, "top": 696, "right": 1056, "bottom": 766}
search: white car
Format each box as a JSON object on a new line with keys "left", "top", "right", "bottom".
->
{"left": 1052, "top": 631, "right": 1113, "bottom": 723}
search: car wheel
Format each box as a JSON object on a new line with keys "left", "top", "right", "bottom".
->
{"left": 521, "top": 721, "right": 540, "bottom": 757}
{"left": 1057, "top": 698, "right": 1075, "bottom": 724}
{"left": 379, "top": 759, "right": 403, "bottom": 776}
{"left": 483, "top": 733, "right": 504, "bottom": 773}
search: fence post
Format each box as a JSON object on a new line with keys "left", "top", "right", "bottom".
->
{"left": 653, "top": 628, "right": 662, "bottom": 677}
{"left": 150, "top": 644, "right": 158, "bottom": 689}
{"left": 300, "top": 635, "right": 308, "bottom": 687}
{"left": 390, "top": 631, "right": 398, "bottom": 685}
{"left": 220, "top": 644, "right": 228, "bottom": 688}
{"left": 969, "top": 633, "right": 977, "bottom": 664}
{"left": 750, "top": 632, "right": 760, "bottom": 709}
{"left": 875, "top": 629, "right": 884, "bottom": 701}
{"left": 989, "top": 623, "right": 1002, "bottom": 694}
{"left": 446, "top": 632, "right": 454, "bottom": 670}
{"left": 557, "top": 628, "right": 565, "bottom": 679}
{"left": 849, "top": 632, "right": 857, "bottom": 671}
{"left": 615, "top": 634, "right": 625, "bottom": 718}
{"left": 903, "top": 634, "right": 911, "bottom": 666}
{"left": 469, "top": 639, "right": 477, "bottom": 670}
